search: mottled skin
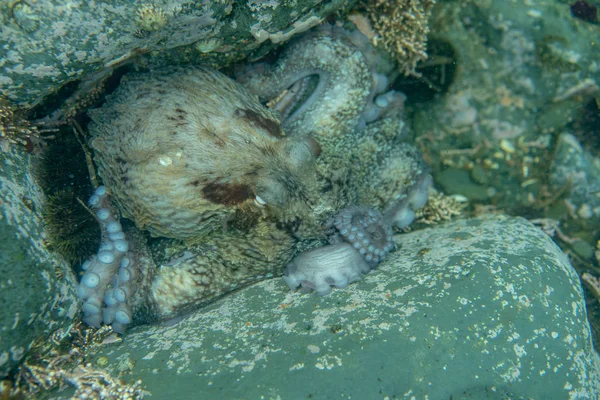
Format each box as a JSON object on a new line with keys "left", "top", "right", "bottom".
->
{"left": 89, "top": 66, "right": 319, "bottom": 240}
{"left": 237, "top": 27, "right": 428, "bottom": 214}
{"left": 86, "top": 26, "right": 429, "bottom": 326}
{"left": 236, "top": 27, "right": 373, "bottom": 161}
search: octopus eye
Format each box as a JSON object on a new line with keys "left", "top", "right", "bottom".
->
{"left": 254, "top": 195, "right": 267, "bottom": 208}
{"left": 255, "top": 178, "right": 287, "bottom": 208}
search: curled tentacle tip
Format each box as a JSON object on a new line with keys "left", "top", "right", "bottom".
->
{"left": 331, "top": 206, "right": 394, "bottom": 267}
{"left": 284, "top": 243, "right": 370, "bottom": 295}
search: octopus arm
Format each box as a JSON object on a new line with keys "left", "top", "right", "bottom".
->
{"left": 284, "top": 243, "right": 371, "bottom": 296}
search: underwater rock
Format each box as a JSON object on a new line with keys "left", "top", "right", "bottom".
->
{"left": 90, "top": 215, "right": 600, "bottom": 398}
{"left": 0, "top": 145, "right": 79, "bottom": 378}
{"left": 0, "top": 0, "right": 358, "bottom": 108}
{"left": 550, "top": 133, "right": 600, "bottom": 220}
{"left": 411, "top": 0, "right": 600, "bottom": 211}
{"left": 414, "top": 0, "right": 600, "bottom": 143}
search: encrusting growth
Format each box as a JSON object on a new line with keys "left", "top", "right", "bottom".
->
{"left": 367, "top": 0, "right": 436, "bottom": 74}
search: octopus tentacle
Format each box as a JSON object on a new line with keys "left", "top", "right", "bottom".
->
{"left": 284, "top": 206, "right": 394, "bottom": 295}
{"left": 332, "top": 206, "right": 394, "bottom": 266}
{"left": 383, "top": 172, "right": 433, "bottom": 229}
{"left": 236, "top": 25, "right": 409, "bottom": 191}
{"left": 236, "top": 26, "right": 373, "bottom": 152}
{"left": 77, "top": 186, "right": 137, "bottom": 333}
{"left": 283, "top": 243, "right": 370, "bottom": 296}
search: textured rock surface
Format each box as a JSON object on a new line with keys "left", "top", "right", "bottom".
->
{"left": 89, "top": 215, "right": 600, "bottom": 398}
{"left": 0, "top": 145, "right": 79, "bottom": 378}
{"left": 411, "top": 0, "right": 600, "bottom": 210}
{"left": 417, "top": 0, "right": 600, "bottom": 143}
{"left": 0, "top": 0, "right": 357, "bottom": 108}
{"left": 550, "top": 133, "right": 600, "bottom": 221}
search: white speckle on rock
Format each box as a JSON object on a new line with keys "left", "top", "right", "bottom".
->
{"left": 10, "top": 346, "right": 24, "bottom": 361}
{"left": 514, "top": 344, "right": 526, "bottom": 358}
{"left": 564, "top": 334, "right": 574, "bottom": 345}
{"left": 487, "top": 324, "right": 503, "bottom": 339}
{"left": 379, "top": 322, "right": 391, "bottom": 330}
{"left": 11, "top": 312, "right": 19, "bottom": 329}
{"left": 507, "top": 332, "right": 520, "bottom": 342}
{"left": 289, "top": 362, "right": 304, "bottom": 371}
{"left": 518, "top": 295, "right": 531, "bottom": 307}
{"left": 571, "top": 301, "right": 580, "bottom": 317}
{"left": 314, "top": 355, "right": 342, "bottom": 370}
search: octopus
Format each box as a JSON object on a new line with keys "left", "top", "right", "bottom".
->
{"left": 77, "top": 24, "right": 432, "bottom": 333}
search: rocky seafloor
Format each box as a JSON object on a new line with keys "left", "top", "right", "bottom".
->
{"left": 2, "top": 0, "right": 600, "bottom": 399}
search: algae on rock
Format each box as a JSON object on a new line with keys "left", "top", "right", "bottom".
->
{"left": 0, "top": 144, "right": 79, "bottom": 378}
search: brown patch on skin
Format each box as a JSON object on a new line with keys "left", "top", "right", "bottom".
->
{"left": 166, "top": 108, "right": 188, "bottom": 129}
{"left": 166, "top": 114, "right": 186, "bottom": 122}
{"left": 244, "top": 167, "right": 260, "bottom": 177}
{"left": 258, "top": 145, "right": 277, "bottom": 157}
{"left": 235, "top": 108, "right": 284, "bottom": 138}
{"left": 202, "top": 181, "right": 253, "bottom": 205}
{"left": 207, "top": 130, "right": 226, "bottom": 147}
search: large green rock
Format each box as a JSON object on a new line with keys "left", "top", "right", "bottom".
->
{"left": 0, "top": 145, "right": 79, "bottom": 378}
{"left": 92, "top": 215, "right": 600, "bottom": 399}
{"left": 551, "top": 133, "right": 600, "bottom": 221}
{"left": 0, "top": 0, "right": 357, "bottom": 108}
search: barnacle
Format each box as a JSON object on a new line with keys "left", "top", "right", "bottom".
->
{"left": 11, "top": 0, "right": 40, "bottom": 33}
{"left": 135, "top": 4, "right": 168, "bottom": 32}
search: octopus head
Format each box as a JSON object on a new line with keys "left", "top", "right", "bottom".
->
{"left": 253, "top": 135, "right": 321, "bottom": 211}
